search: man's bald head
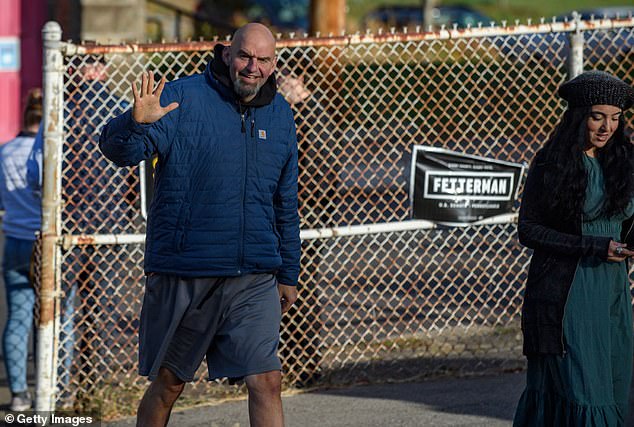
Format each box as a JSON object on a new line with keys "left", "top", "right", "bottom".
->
{"left": 231, "top": 23, "right": 276, "bottom": 54}
{"left": 223, "top": 23, "right": 277, "bottom": 102}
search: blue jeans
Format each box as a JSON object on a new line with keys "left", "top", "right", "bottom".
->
{"left": 2, "top": 236, "right": 35, "bottom": 393}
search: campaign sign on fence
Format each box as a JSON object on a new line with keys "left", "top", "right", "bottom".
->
{"left": 409, "top": 146, "right": 525, "bottom": 224}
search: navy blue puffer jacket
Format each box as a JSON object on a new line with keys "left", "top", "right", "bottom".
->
{"left": 99, "top": 53, "right": 300, "bottom": 286}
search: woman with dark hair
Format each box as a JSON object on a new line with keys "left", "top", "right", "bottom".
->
{"left": 0, "top": 88, "right": 42, "bottom": 411}
{"left": 513, "top": 70, "right": 634, "bottom": 426}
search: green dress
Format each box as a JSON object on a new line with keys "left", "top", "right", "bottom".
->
{"left": 514, "top": 155, "right": 634, "bottom": 426}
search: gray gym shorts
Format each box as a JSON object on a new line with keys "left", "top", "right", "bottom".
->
{"left": 138, "top": 273, "right": 282, "bottom": 382}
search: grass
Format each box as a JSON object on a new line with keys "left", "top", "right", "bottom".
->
{"left": 68, "top": 378, "right": 248, "bottom": 421}
{"left": 346, "top": 0, "right": 633, "bottom": 30}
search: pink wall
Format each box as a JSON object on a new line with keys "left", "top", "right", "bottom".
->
{"left": 0, "top": 0, "right": 21, "bottom": 142}
{"left": 0, "top": 0, "right": 47, "bottom": 143}
{"left": 0, "top": 74, "right": 21, "bottom": 143}
{"left": 1, "top": 0, "right": 20, "bottom": 35}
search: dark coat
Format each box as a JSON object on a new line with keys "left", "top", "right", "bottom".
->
{"left": 517, "top": 149, "right": 617, "bottom": 355}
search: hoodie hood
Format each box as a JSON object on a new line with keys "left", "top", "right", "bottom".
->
{"left": 208, "top": 44, "right": 277, "bottom": 108}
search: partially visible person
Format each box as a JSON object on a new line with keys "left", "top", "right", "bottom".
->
{"left": 0, "top": 88, "right": 43, "bottom": 411}
{"left": 513, "top": 70, "right": 634, "bottom": 426}
{"left": 277, "top": 73, "right": 311, "bottom": 105}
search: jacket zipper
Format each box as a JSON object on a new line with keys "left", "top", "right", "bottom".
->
{"left": 238, "top": 103, "right": 247, "bottom": 274}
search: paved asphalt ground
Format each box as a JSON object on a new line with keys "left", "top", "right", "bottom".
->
{"left": 105, "top": 372, "right": 527, "bottom": 427}
{"left": 104, "top": 371, "right": 634, "bottom": 427}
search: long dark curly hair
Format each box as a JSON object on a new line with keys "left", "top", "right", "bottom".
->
{"left": 541, "top": 106, "right": 634, "bottom": 220}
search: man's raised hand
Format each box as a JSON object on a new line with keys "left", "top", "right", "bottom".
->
{"left": 131, "top": 71, "right": 179, "bottom": 124}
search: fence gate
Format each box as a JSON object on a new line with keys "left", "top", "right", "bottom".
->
{"left": 36, "top": 17, "right": 634, "bottom": 414}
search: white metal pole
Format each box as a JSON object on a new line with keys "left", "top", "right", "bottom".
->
{"left": 60, "top": 213, "right": 518, "bottom": 246}
{"left": 36, "top": 20, "right": 64, "bottom": 412}
{"left": 567, "top": 12, "right": 584, "bottom": 78}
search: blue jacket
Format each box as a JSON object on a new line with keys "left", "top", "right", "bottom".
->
{"left": 0, "top": 131, "right": 41, "bottom": 241}
{"left": 99, "top": 54, "right": 300, "bottom": 286}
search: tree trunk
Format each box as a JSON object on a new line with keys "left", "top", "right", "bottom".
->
{"left": 422, "top": 0, "right": 438, "bottom": 29}
{"left": 309, "top": 0, "right": 346, "bottom": 35}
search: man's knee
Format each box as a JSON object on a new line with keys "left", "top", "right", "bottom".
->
{"left": 245, "top": 370, "right": 282, "bottom": 398}
{"left": 152, "top": 367, "right": 186, "bottom": 401}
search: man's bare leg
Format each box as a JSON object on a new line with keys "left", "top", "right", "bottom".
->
{"left": 137, "top": 367, "right": 185, "bottom": 427}
{"left": 245, "top": 370, "right": 284, "bottom": 427}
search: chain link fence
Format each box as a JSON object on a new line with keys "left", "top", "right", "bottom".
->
{"left": 36, "top": 19, "right": 634, "bottom": 413}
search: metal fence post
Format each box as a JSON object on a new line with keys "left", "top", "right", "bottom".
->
{"left": 567, "top": 13, "right": 584, "bottom": 78}
{"left": 36, "top": 21, "right": 64, "bottom": 412}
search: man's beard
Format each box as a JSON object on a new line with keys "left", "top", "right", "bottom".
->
{"left": 233, "top": 75, "right": 264, "bottom": 100}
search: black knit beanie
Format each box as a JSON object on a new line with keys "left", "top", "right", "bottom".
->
{"left": 559, "top": 70, "right": 634, "bottom": 110}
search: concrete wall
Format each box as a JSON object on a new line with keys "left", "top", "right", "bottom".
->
{"left": 146, "top": 0, "right": 199, "bottom": 41}
{"left": 80, "top": 0, "right": 145, "bottom": 43}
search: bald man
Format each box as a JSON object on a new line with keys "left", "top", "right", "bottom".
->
{"left": 100, "top": 23, "right": 300, "bottom": 426}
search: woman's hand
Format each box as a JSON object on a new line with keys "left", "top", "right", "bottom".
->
{"left": 607, "top": 240, "right": 634, "bottom": 262}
